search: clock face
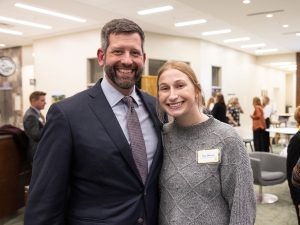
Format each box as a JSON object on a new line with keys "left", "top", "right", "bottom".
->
{"left": 0, "top": 56, "right": 16, "bottom": 77}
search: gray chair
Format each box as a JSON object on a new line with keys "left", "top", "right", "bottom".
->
{"left": 248, "top": 152, "right": 286, "bottom": 204}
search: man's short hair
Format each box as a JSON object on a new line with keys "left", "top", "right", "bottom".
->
{"left": 101, "top": 18, "right": 145, "bottom": 54}
{"left": 29, "top": 91, "right": 46, "bottom": 102}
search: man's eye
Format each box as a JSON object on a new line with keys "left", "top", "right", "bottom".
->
{"left": 132, "top": 51, "right": 141, "bottom": 56}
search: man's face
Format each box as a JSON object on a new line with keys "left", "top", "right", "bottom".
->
{"left": 32, "top": 95, "right": 46, "bottom": 110}
{"left": 97, "top": 33, "right": 146, "bottom": 94}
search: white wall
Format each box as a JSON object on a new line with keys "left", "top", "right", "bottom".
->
{"left": 32, "top": 29, "right": 287, "bottom": 128}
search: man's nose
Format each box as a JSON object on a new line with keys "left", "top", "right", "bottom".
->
{"left": 121, "top": 52, "right": 133, "bottom": 66}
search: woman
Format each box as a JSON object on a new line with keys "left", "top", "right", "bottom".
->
{"left": 287, "top": 106, "right": 300, "bottom": 224}
{"left": 206, "top": 96, "right": 215, "bottom": 111}
{"left": 262, "top": 96, "right": 273, "bottom": 152}
{"left": 227, "top": 97, "right": 244, "bottom": 126}
{"left": 212, "top": 92, "right": 227, "bottom": 123}
{"left": 250, "top": 97, "right": 266, "bottom": 152}
{"left": 156, "top": 61, "right": 256, "bottom": 225}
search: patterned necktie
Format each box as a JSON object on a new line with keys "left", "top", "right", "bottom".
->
{"left": 123, "top": 96, "right": 148, "bottom": 184}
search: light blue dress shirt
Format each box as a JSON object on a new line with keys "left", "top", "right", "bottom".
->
{"left": 101, "top": 76, "right": 158, "bottom": 172}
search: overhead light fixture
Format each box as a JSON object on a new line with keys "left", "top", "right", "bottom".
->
{"left": 15, "top": 3, "right": 86, "bottom": 23}
{"left": 174, "top": 19, "right": 206, "bottom": 27}
{"left": 255, "top": 48, "right": 278, "bottom": 53}
{"left": 266, "top": 14, "right": 273, "bottom": 18}
{"left": 0, "top": 28, "right": 22, "bottom": 35}
{"left": 0, "top": 16, "right": 51, "bottom": 29}
{"left": 138, "top": 6, "right": 173, "bottom": 15}
{"left": 280, "top": 65, "right": 297, "bottom": 68}
{"left": 202, "top": 29, "right": 231, "bottom": 36}
{"left": 296, "top": 33, "right": 300, "bottom": 36}
{"left": 223, "top": 37, "right": 250, "bottom": 43}
{"left": 0, "top": 44, "right": 5, "bottom": 47}
{"left": 283, "top": 24, "right": 289, "bottom": 28}
{"left": 241, "top": 43, "right": 265, "bottom": 48}
{"left": 270, "top": 62, "right": 291, "bottom": 66}
{"left": 243, "top": 0, "right": 251, "bottom": 4}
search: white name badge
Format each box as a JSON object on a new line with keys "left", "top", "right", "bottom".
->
{"left": 197, "top": 149, "right": 220, "bottom": 164}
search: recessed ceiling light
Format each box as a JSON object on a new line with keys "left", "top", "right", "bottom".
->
{"left": 138, "top": 6, "right": 173, "bottom": 15}
{"left": 283, "top": 24, "right": 289, "bottom": 28}
{"left": 223, "top": 37, "right": 250, "bottom": 43}
{"left": 270, "top": 62, "right": 291, "bottom": 66}
{"left": 280, "top": 65, "right": 297, "bottom": 68}
{"left": 0, "top": 28, "right": 22, "bottom": 35}
{"left": 202, "top": 29, "right": 231, "bottom": 36}
{"left": 255, "top": 48, "right": 278, "bottom": 53}
{"left": 266, "top": 14, "right": 273, "bottom": 18}
{"left": 0, "top": 16, "right": 51, "bottom": 29}
{"left": 243, "top": 0, "right": 251, "bottom": 4}
{"left": 241, "top": 43, "right": 265, "bottom": 48}
{"left": 296, "top": 33, "right": 300, "bottom": 36}
{"left": 15, "top": 3, "right": 86, "bottom": 23}
{"left": 174, "top": 20, "right": 206, "bottom": 27}
{"left": 0, "top": 44, "right": 5, "bottom": 47}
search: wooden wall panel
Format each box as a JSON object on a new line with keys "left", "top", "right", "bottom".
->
{"left": 141, "top": 76, "right": 158, "bottom": 98}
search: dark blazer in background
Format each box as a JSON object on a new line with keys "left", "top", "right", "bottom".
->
{"left": 24, "top": 79, "right": 164, "bottom": 225}
{"left": 212, "top": 102, "right": 227, "bottom": 123}
{"left": 23, "top": 107, "right": 45, "bottom": 162}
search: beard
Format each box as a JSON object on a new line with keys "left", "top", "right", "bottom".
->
{"left": 104, "top": 61, "right": 144, "bottom": 89}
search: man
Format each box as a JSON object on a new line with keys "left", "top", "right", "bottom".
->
{"left": 23, "top": 91, "right": 46, "bottom": 163}
{"left": 24, "top": 19, "right": 164, "bottom": 225}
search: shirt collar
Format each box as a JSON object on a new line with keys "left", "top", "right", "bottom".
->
{"left": 101, "top": 76, "right": 141, "bottom": 107}
{"left": 30, "top": 106, "right": 40, "bottom": 115}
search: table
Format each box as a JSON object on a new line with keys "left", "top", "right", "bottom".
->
{"left": 274, "top": 113, "right": 294, "bottom": 127}
{"left": 266, "top": 127, "right": 297, "bottom": 142}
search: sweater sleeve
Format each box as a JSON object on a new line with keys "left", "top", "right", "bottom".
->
{"left": 220, "top": 136, "right": 256, "bottom": 225}
{"left": 251, "top": 106, "right": 262, "bottom": 120}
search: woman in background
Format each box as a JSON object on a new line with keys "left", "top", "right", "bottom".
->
{"left": 262, "top": 96, "right": 273, "bottom": 152}
{"left": 206, "top": 96, "right": 215, "bottom": 111}
{"left": 250, "top": 97, "right": 266, "bottom": 151}
{"left": 212, "top": 92, "right": 227, "bottom": 123}
{"left": 287, "top": 106, "right": 300, "bottom": 225}
{"left": 228, "top": 97, "right": 244, "bottom": 126}
{"left": 156, "top": 61, "right": 256, "bottom": 225}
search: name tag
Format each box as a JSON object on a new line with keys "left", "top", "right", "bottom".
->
{"left": 38, "top": 117, "right": 44, "bottom": 123}
{"left": 197, "top": 149, "right": 220, "bottom": 164}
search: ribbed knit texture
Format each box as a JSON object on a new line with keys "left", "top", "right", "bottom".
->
{"left": 159, "top": 117, "right": 256, "bottom": 225}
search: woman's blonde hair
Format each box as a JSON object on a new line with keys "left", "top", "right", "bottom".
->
{"left": 262, "top": 96, "right": 270, "bottom": 108}
{"left": 294, "top": 106, "right": 300, "bottom": 126}
{"left": 206, "top": 97, "right": 215, "bottom": 109}
{"left": 253, "top": 97, "right": 262, "bottom": 107}
{"left": 156, "top": 61, "right": 202, "bottom": 123}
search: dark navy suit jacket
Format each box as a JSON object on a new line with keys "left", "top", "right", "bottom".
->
{"left": 24, "top": 79, "right": 164, "bottom": 225}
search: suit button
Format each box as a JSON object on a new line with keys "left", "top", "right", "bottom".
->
{"left": 137, "top": 218, "right": 143, "bottom": 223}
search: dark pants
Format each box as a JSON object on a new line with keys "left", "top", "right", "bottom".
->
{"left": 295, "top": 205, "right": 300, "bottom": 225}
{"left": 263, "top": 118, "right": 270, "bottom": 152}
{"left": 253, "top": 129, "right": 265, "bottom": 152}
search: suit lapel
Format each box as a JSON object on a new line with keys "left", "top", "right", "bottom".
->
{"left": 87, "top": 80, "right": 143, "bottom": 183}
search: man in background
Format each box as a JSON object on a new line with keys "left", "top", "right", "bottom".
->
{"left": 23, "top": 91, "right": 46, "bottom": 163}
{"left": 25, "top": 18, "right": 164, "bottom": 225}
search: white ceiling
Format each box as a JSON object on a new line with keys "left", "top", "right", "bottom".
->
{"left": 0, "top": 0, "right": 300, "bottom": 59}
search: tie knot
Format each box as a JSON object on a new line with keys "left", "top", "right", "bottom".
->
{"left": 123, "top": 96, "right": 133, "bottom": 108}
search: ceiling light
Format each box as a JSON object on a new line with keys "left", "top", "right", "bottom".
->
{"left": 15, "top": 3, "right": 86, "bottom": 23}
{"left": 283, "top": 24, "right": 289, "bottom": 28}
{"left": 266, "top": 14, "right": 273, "bottom": 18}
{"left": 174, "top": 20, "right": 206, "bottom": 27}
{"left": 138, "top": 6, "right": 173, "bottom": 15}
{"left": 296, "top": 33, "right": 300, "bottom": 36}
{"left": 0, "top": 44, "right": 5, "bottom": 47}
{"left": 270, "top": 62, "right": 291, "bottom": 66}
{"left": 202, "top": 29, "right": 231, "bottom": 36}
{"left": 241, "top": 43, "right": 265, "bottom": 48}
{"left": 255, "top": 48, "right": 278, "bottom": 53}
{"left": 0, "top": 28, "right": 22, "bottom": 35}
{"left": 243, "top": 0, "right": 251, "bottom": 4}
{"left": 0, "top": 16, "right": 51, "bottom": 29}
{"left": 280, "top": 65, "right": 297, "bottom": 68}
{"left": 288, "top": 68, "right": 297, "bottom": 71}
{"left": 223, "top": 37, "right": 250, "bottom": 43}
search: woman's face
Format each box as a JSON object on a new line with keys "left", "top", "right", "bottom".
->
{"left": 158, "top": 68, "right": 199, "bottom": 123}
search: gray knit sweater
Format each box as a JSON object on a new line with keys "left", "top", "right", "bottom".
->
{"left": 158, "top": 117, "right": 256, "bottom": 225}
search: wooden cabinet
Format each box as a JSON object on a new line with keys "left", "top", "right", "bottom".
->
{"left": 141, "top": 75, "right": 157, "bottom": 98}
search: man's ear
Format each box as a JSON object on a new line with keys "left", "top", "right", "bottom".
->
{"left": 97, "top": 48, "right": 105, "bottom": 67}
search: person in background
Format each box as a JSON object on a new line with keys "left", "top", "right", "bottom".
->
{"left": 25, "top": 18, "right": 164, "bottom": 225}
{"left": 227, "top": 97, "right": 244, "bottom": 126}
{"left": 206, "top": 96, "right": 215, "bottom": 111}
{"left": 23, "top": 91, "right": 46, "bottom": 163}
{"left": 262, "top": 96, "right": 274, "bottom": 152}
{"left": 212, "top": 92, "right": 227, "bottom": 123}
{"left": 287, "top": 106, "right": 300, "bottom": 225}
{"left": 250, "top": 97, "right": 266, "bottom": 151}
{"left": 156, "top": 61, "right": 256, "bottom": 225}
